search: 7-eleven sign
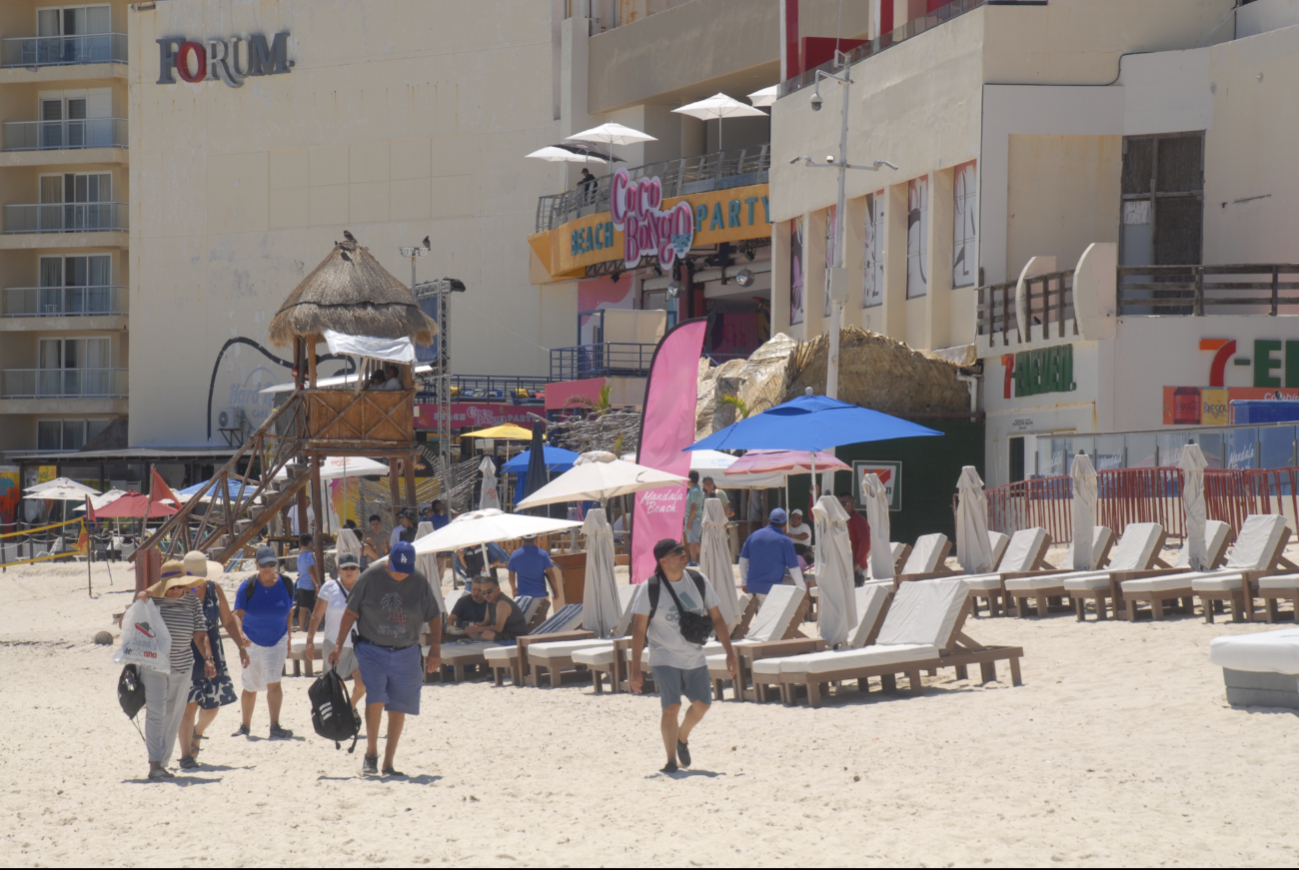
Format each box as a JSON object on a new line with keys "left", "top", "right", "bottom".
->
{"left": 854, "top": 461, "right": 902, "bottom": 511}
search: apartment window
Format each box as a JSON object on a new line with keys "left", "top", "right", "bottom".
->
{"left": 1120, "top": 132, "right": 1204, "bottom": 267}
{"left": 38, "top": 88, "right": 111, "bottom": 148}
{"left": 862, "top": 191, "right": 884, "bottom": 308}
{"left": 39, "top": 336, "right": 109, "bottom": 370}
{"left": 37, "top": 418, "right": 106, "bottom": 451}
{"left": 953, "top": 161, "right": 978, "bottom": 288}
{"left": 40, "top": 171, "right": 110, "bottom": 204}
{"left": 37, "top": 6, "right": 111, "bottom": 37}
{"left": 906, "top": 176, "right": 928, "bottom": 298}
{"left": 40, "top": 254, "right": 112, "bottom": 314}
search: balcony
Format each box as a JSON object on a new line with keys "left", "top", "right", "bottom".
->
{"left": 1, "top": 34, "right": 127, "bottom": 68}
{"left": 535, "top": 145, "right": 770, "bottom": 233}
{"left": 2, "top": 202, "right": 127, "bottom": 234}
{"left": 2, "top": 285, "right": 127, "bottom": 318}
{"left": 2, "top": 118, "right": 127, "bottom": 152}
{"left": 1, "top": 367, "right": 127, "bottom": 398}
{"left": 1117, "top": 265, "right": 1299, "bottom": 316}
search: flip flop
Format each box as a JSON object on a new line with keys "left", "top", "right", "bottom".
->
{"left": 382, "top": 768, "right": 406, "bottom": 778}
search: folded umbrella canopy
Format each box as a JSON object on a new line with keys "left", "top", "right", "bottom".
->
{"left": 582, "top": 508, "right": 620, "bottom": 637}
{"left": 688, "top": 393, "right": 943, "bottom": 453}
{"left": 955, "top": 466, "right": 993, "bottom": 574}
{"left": 1179, "top": 444, "right": 1209, "bottom": 571}
{"left": 413, "top": 521, "right": 448, "bottom": 615}
{"left": 1071, "top": 452, "right": 1100, "bottom": 571}
{"left": 516, "top": 451, "right": 687, "bottom": 509}
{"left": 861, "top": 472, "right": 894, "bottom": 580}
{"left": 700, "top": 498, "right": 740, "bottom": 629}
{"left": 478, "top": 456, "right": 501, "bottom": 511}
{"left": 812, "top": 494, "right": 857, "bottom": 648}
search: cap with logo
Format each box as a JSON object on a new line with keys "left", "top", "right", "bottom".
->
{"left": 390, "top": 540, "right": 416, "bottom": 574}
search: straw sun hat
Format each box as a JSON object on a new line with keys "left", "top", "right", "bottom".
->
{"left": 146, "top": 551, "right": 223, "bottom": 597}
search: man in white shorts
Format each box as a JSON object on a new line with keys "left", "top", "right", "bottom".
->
{"left": 232, "top": 546, "right": 295, "bottom": 739}
{"left": 306, "top": 549, "right": 366, "bottom": 711}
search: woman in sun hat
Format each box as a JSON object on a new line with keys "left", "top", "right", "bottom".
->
{"left": 133, "top": 560, "right": 213, "bottom": 781}
{"left": 176, "top": 551, "right": 248, "bottom": 772}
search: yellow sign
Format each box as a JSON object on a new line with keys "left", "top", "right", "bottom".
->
{"left": 529, "top": 182, "right": 771, "bottom": 281}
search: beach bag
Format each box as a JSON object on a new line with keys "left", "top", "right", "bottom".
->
{"left": 649, "top": 570, "right": 714, "bottom": 646}
{"left": 112, "top": 598, "right": 172, "bottom": 674}
{"left": 117, "top": 664, "right": 146, "bottom": 719}
{"left": 308, "top": 669, "right": 361, "bottom": 753}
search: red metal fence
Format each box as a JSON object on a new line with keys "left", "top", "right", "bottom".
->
{"left": 986, "top": 467, "right": 1299, "bottom": 543}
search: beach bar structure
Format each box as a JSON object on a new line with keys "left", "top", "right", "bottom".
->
{"left": 134, "top": 239, "right": 436, "bottom": 585}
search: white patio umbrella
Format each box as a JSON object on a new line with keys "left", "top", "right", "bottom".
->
{"left": 525, "top": 146, "right": 609, "bottom": 164}
{"left": 516, "top": 451, "right": 686, "bottom": 509}
{"left": 1180, "top": 443, "right": 1209, "bottom": 571}
{"left": 812, "top": 494, "right": 857, "bottom": 648}
{"left": 73, "top": 489, "right": 129, "bottom": 512}
{"left": 747, "top": 85, "right": 778, "bottom": 107}
{"left": 955, "top": 466, "right": 993, "bottom": 574}
{"left": 1070, "top": 453, "right": 1099, "bottom": 570}
{"left": 700, "top": 498, "right": 741, "bottom": 629}
{"left": 405, "top": 509, "right": 581, "bottom": 556}
{"left": 478, "top": 456, "right": 500, "bottom": 511}
{"left": 25, "top": 477, "right": 100, "bottom": 500}
{"left": 413, "top": 521, "right": 448, "bottom": 615}
{"left": 566, "top": 123, "right": 657, "bottom": 175}
{"left": 582, "top": 508, "right": 620, "bottom": 637}
{"left": 862, "top": 473, "right": 893, "bottom": 580}
{"left": 689, "top": 450, "right": 737, "bottom": 473}
{"left": 274, "top": 456, "right": 388, "bottom": 481}
{"left": 672, "top": 93, "right": 768, "bottom": 150}
{"left": 336, "top": 527, "right": 362, "bottom": 561}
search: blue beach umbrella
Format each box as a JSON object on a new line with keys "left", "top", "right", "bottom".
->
{"left": 686, "top": 393, "right": 943, "bottom": 453}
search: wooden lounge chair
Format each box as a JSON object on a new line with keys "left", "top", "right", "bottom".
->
{"left": 478, "top": 603, "right": 588, "bottom": 686}
{"left": 572, "top": 584, "right": 809, "bottom": 695}
{"left": 1004, "top": 526, "right": 1119, "bottom": 618}
{"left": 893, "top": 533, "right": 956, "bottom": 583}
{"left": 987, "top": 531, "right": 1010, "bottom": 574}
{"left": 1122, "top": 515, "right": 1287, "bottom": 621}
{"left": 889, "top": 541, "right": 912, "bottom": 574}
{"left": 1258, "top": 573, "right": 1299, "bottom": 623}
{"left": 752, "top": 578, "right": 1023, "bottom": 708}
{"left": 424, "top": 595, "right": 540, "bottom": 683}
{"left": 960, "top": 528, "right": 1052, "bottom": 617}
{"left": 732, "top": 581, "right": 895, "bottom": 703}
{"left": 1057, "top": 522, "right": 1174, "bottom": 621}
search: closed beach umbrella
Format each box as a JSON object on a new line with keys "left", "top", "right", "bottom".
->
{"left": 1180, "top": 443, "right": 1209, "bottom": 571}
{"left": 478, "top": 456, "right": 500, "bottom": 511}
{"left": 413, "top": 520, "right": 447, "bottom": 615}
{"left": 523, "top": 427, "right": 550, "bottom": 513}
{"left": 1069, "top": 453, "right": 1098, "bottom": 570}
{"left": 862, "top": 473, "right": 893, "bottom": 580}
{"left": 956, "top": 466, "right": 993, "bottom": 574}
{"left": 582, "top": 508, "right": 620, "bottom": 637}
{"left": 812, "top": 495, "right": 857, "bottom": 648}
{"left": 336, "top": 527, "right": 362, "bottom": 560}
{"left": 700, "top": 498, "right": 740, "bottom": 629}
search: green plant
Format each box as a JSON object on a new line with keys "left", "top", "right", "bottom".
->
{"left": 719, "top": 395, "right": 751, "bottom": 419}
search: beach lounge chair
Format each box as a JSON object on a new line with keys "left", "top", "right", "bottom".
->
{"left": 425, "top": 595, "right": 540, "bottom": 682}
{"left": 1209, "top": 627, "right": 1299, "bottom": 709}
{"left": 1123, "top": 514, "right": 1289, "bottom": 621}
{"left": 1258, "top": 573, "right": 1299, "bottom": 623}
{"left": 1056, "top": 522, "right": 1178, "bottom": 620}
{"left": 480, "top": 603, "right": 588, "bottom": 686}
{"left": 723, "top": 581, "right": 895, "bottom": 702}
{"left": 960, "top": 527, "right": 1052, "bottom": 617}
{"left": 987, "top": 531, "right": 1010, "bottom": 573}
{"left": 572, "top": 584, "right": 808, "bottom": 695}
{"left": 893, "top": 533, "right": 956, "bottom": 582}
{"left": 889, "top": 541, "right": 912, "bottom": 573}
{"left": 1003, "top": 526, "right": 1120, "bottom": 618}
{"left": 752, "top": 578, "right": 1023, "bottom": 708}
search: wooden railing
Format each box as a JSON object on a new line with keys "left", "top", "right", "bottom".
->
{"left": 976, "top": 270, "right": 1076, "bottom": 346}
{"left": 1117, "top": 264, "right": 1299, "bottom": 316}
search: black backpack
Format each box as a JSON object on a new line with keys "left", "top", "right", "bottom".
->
{"left": 117, "top": 664, "right": 147, "bottom": 743}
{"left": 648, "top": 569, "right": 714, "bottom": 645}
{"left": 308, "top": 669, "right": 361, "bottom": 752}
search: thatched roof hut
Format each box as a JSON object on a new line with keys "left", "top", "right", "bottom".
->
{"left": 268, "top": 239, "right": 437, "bottom": 346}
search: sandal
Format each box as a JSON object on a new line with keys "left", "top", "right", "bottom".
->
{"left": 191, "top": 734, "right": 206, "bottom": 756}
{"left": 382, "top": 767, "right": 406, "bottom": 778}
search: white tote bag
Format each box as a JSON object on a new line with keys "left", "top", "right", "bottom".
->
{"left": 112, "top": 598, "right": 172, "bottom": 674}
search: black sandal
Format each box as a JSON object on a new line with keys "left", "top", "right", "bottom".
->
{"left": 191, "top": 734, "right": 206, "bottom": 756}
{"left": 382, "top": 767, "right": 406, "bottom": 778}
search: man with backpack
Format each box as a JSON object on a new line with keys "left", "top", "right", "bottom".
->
{"left": 628, "top": 539, "right": 737, "bottom": 775}
{"left": 232, "top": 546, "right": 295, "bottom": 740}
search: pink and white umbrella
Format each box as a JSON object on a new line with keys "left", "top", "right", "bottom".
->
{"left": 724, "top": 450, "right": 850, "bottom": 476}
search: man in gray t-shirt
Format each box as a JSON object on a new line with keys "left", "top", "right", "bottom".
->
{"left": 332, "top": 541, "right": 441, "bottom": 778}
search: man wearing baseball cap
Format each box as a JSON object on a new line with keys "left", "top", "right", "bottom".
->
{"left": 330, "top": 540, "right": 442, "bottom": 777}
{"left": 739, "top": 508, "right": 805, "bottom": 601}
{"left": 232, "top": 545, "right": 295, "bottom": 740}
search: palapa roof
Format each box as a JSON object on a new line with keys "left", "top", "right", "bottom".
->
{"left": 268, "top": 238, "right": 438, "bottom": 346}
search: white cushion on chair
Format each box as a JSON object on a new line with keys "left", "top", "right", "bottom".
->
{"left": 902, "top": 534, "right": 948, "bottom": 574}
{"left": 530, "top": 638, "right": 614, "bottom": 660}
{"left": 571, "top": 644, "right": 616, "bottom": 667}
{"left": 1004, "top": 573, "right": 1066, "bottom": 592}
{"left": 439, "top": 642, "right": 497, "bottom": 661}
{"left": 483, "top": 645, "right": 517, "bottom": 663}
{"left": 875, "top": 579, "right": 967, "bottom": 648}
{"left": 1062, "top": 572, "right": 1117, "bottom": 592}
{"left": 1210, "top": 628, "right": 1299, "bottom": 674}
{"left": 962, "top": 573, "right": 1006, "bottom": 592}
{"left": 1226, "top": 514, "right": 1288, "bottom": 571}
{"left": 1191, "top": 574, "right": 1248, "bottom": 592}
{"left": 1260, "top": 573, "right": 1299, "bottom": 591}
{"left": 745, "top": 585, "right": 803, "bottom": 642}
{"left": 758, "top": 643, "right": 939, "bottom": 677}
{"left": 1121, "top": 573, "right": 1203, "bottom": 594}
{"left": 1108, "top": 523, "right": 1165, "bottom": 571}
{"left": 999, "top": 528, "right": 1049, "bottom": 572}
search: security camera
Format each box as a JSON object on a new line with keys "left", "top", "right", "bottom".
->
{"left": 810, "top": 91, "right": 823, "bottom": 111}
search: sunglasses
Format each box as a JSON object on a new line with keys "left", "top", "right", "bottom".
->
{"left": 340, "top": 565, "right": 360, "bottom": 571}
{"left": 666, "top": 546, "right": 687, "bottom": 557}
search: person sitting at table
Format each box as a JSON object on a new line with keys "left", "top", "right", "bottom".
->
{"left": 450, "top": 577, "right": 490, "bottom": 630}
{"left": 464, "top": 576, "right": 529, "bottom": 642}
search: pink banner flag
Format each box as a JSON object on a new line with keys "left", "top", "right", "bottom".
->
{"left": 631, "top": 318, "right": 707, "bottom": 583}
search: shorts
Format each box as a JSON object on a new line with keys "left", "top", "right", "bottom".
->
{"left": 323, "top": 639, "right": 359, "bottom": 678}
{"left": 241, "top": 638, "right": 288, "bottom": 693}
{"left": 686, "top": 518, "right": 702, "bottom": 544}
{"left": 650, "top": 664, "right": 712, "bottom": 710}
{"left": 294, "top": 588, "right": 317, "bottom": 611}
{"left": 354, "top": 641, "right": 423, "bottom": 715}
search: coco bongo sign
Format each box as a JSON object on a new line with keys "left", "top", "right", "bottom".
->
{"left": 609, "top": 168, "right": 696, "bottom": 270}
{"left": 156, "top": 32, "right": 292, "bottom": 88}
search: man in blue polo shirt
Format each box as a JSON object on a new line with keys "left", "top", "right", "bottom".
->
{"left": 507, "top": 535, "right": 565, "bottom": 608}
{"left": 739, "top": 508, "right": 805, "bottom": 599}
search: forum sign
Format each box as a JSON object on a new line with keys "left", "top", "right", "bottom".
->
{"left": 157, "top": 32, "right": 292, "bottom": 88}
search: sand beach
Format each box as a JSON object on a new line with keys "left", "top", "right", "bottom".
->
{"left": 2, "top": 555, "right": 1297, "bottom": 867}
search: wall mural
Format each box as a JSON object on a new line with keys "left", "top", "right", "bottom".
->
{"left": 789, "top": 216, "right": 805, "bottom": 325}
{"left": 863, "top": 191, "right": 884, "bottom": 309}
{"left": 907, "top": 176, "right": 928, "bottom": 298}
{"left": 953, "top": 161, "right": 978, "bottom": 288}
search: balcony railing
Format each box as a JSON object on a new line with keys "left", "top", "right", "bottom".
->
{"left": 2, "top": 118, "right": 127, "bottom": 151}
{"left": 550, "top": 343, "right": 660, "bottom": 381}
{"left": 536, "top": 145, "right": 771, "bottom": 233}
{"left": 977, "top": 270, "right": 1077, "bottom": 347}
{"left": 779, "top": 0, "right": 988, "bottom": 97}
{"left": 2, "top": 202, "right": 127, "bottom": 234}
{"left": 1, "top": 33, "right": 128, "bottom": 68}
{"left": 1, "top": 368, "right": 127, "bottom": 398}
{"left": 1117, "top": 264, "right": 1299, "bottom": 316}
{"left": 2, "top": 285, "right": 127, "bottom": 317}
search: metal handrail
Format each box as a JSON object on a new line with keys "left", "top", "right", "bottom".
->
{"left": 1, "top": 367, "right": 127, "bottom": 398}
{"left": 549, "top": 343, "right": 659, "bottom": 381}
{"left": 2, "top": 285, "right": 127, "bottom": 317}
{"left": 2, "top": 202, "right": 128, "bottom": 234}
{"left": 2, "top": 118, "right": 127, "bottom": 151}
{"left": 1, "top": 33, "right": 128, "bottom": 68}
{"left": 535, "top": 145, "right": 771, "bottom": 232}
{"left": 778, "top": 0, "right": 986, "bottom": 97}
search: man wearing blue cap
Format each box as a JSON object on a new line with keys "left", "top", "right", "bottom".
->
{"left": 330, "top": 540, "right": 442, "bottom": 777}
{"left": 739, "top": 508, "right": 805, "bottom": 600}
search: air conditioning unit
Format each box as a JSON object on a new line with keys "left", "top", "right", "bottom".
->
{"left": 217, "top": 407, "right": 245, "bottom": 429}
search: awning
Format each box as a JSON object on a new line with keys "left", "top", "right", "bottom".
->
{"left": 323, "top": 329, "right": 417, "bottom": 363}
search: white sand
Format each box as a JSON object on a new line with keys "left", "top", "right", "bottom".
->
{"left": 3, "top": 555, "right": 1299, "bottom": 866}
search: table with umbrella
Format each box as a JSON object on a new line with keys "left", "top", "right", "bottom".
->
{"left": 672, "top": 93, "right": 768, "bottom": 150}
